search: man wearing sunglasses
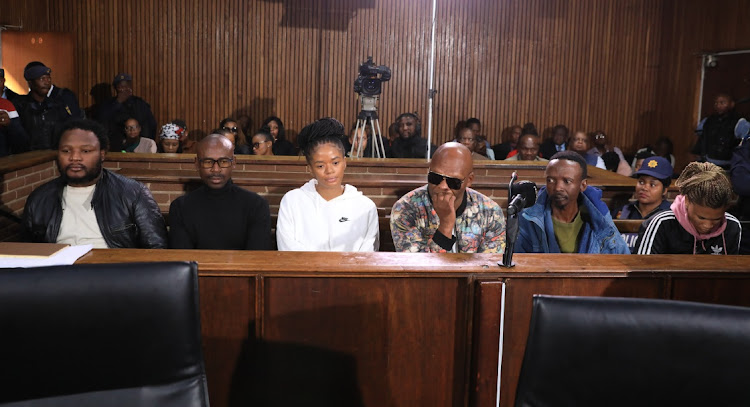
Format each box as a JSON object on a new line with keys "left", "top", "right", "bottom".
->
{"left": 390, "top": 142, "right": 505, "bottom": 252}
{"left": 168, "top": 134, "right": 271, "bottom": 250}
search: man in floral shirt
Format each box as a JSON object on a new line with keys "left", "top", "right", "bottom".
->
{"left": 390, "top": 142, "right": 506, "bottom": 253}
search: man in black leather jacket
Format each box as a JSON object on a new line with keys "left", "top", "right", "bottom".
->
{"left": 22, "top": 119, "right": 167, "bottom": 248}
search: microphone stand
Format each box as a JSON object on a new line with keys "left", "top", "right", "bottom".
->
{"left": 500, "top": 197, "right": 523, "bottom": 268}
{"left": 499, "top": 172, "right": 519, "bottom": 268}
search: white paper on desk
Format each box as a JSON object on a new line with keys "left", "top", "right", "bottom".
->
{"left": 0, "top": 244, "right": 93, "bottom": 268}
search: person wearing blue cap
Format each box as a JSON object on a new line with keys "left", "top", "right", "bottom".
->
{"left": 12, "top": 61, "right": 84, "bottom": 150}
{"left": 619, "top": 156, "right": 674, "bottom": 220}
{"left": 96, "top": 73, "right": 157, "bottom": 152}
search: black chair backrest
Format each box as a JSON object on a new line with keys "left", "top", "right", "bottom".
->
{"left": 514, "top": 295, "right": 750, "bottom": 407}
{"left": 0, "top": 261, "right": 209, "bottom": 407}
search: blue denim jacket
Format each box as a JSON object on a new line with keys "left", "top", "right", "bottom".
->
{"left": 515, "top": 186, "right": 630, "bottom": 254}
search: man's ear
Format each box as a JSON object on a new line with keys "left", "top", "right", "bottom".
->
{"left": 194, "top": 156, "right": 200, "bottom": 170}
{"left": 99, "top": 149, "right": 107, "bottom": 162}
{"left": 465, "top": 171, "right": 475, "bottom": 189}
{"left": 580, "top": 178, "right": 588, "bottom": 191}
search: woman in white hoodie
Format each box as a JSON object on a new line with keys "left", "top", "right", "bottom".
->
{"left": 276, "top": 118, "right": 379, "bottom": 251}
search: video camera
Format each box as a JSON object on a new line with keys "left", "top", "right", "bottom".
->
{"left": 353, "top": 56, "right": 391, "bottom": 97}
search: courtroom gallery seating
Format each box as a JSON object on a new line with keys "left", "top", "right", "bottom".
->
{"left": 0, "top": 261, "right": 209, "bottom": 407}
{"left": 514, "top": 295, "right": 750, "bottom": 407}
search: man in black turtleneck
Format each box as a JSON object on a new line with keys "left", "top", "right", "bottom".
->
{"left": 168, "top": 134, "right": 271, "bottom": 249}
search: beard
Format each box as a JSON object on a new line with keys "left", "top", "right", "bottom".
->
{"left": 59, "top": 160, "right": 103, "bottom": 187}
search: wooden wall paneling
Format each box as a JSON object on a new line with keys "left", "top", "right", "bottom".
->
{"left": 4, "top": 0, "right": 748, "bottom": 168}
{"left": 198, "top": 275, "right": 257, "bottom": 407}
{"left": 670, "top": 276, "right": 750, "bottom": 308}
{"left": 261, "top": 276, "right": 471, "bottom": 407}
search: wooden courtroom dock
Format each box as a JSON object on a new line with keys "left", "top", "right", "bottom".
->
{"left": 77, "top": 250, "right": 750, "bottom": 407}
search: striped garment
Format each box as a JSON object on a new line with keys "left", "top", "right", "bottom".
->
{"left": 635, "top": 210, "right": 742, "bottom": 255}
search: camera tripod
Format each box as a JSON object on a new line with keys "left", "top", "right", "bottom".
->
{"left": 351, "top": 95, "right": 388, "bottom": 158}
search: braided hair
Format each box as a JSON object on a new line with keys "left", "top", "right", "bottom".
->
{"left": 297, "top": 117, "right": 347, "bottom": 163}
{"left": 676, "top": 162, "right": 733, "bottom": 209}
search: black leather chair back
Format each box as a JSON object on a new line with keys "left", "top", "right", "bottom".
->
{"left": 514, "top": 295, "right": 750, "bottom": 407}
{"left": 0, "top": 262, "right": 209, "bottom": 407}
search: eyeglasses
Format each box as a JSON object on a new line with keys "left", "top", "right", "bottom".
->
{"left": 252, "top": 142, "right": 266, "bottom": 149}
{"left": 428, "top": 171, "right": 466, "bottom": 190}
{"left": 198, "top": 158, "right": 233, "bottom": 168}
{"left": 222, "top": 126, "right": 238, "bottom": 133}
{"left": 595, "top": 133, "right": 606, "bottom": 139}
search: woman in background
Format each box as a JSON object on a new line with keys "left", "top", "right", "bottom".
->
{"left": 276, "top": 117, "right": 379, "bottom": 251}
{"left": 635, "top": 161, "right": 741, "bottom": 254}
{"left": 251, "top": 129, "right": 274, "bottom": 156}
{"left": 157, "top": 123, "right": 183, "bottom": 153}
{"left": 261, "top": 116, "right": 296, "bottom": 156}
{"left": 220, "top": 117, "right": 251, "bottom": 154}
{"left": 122, "top": 117, "right": 156, "bottom": 153}
{"left": 619, "top": 156, "right": 673, "bottom": 220}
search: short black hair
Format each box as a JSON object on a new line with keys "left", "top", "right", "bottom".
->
{"left": 253, "top": 129, "right": 273, "bottom": 143}
{"left": 602, "top": 151, "right": 620, "bottom": 172}
{"left": 549, "top": 150, "right": 588, "bottom": 179}
{"left": 466, "top": 117, "right": 481, "bottom": 126}
{"left": 55, "top": 119, "right": 109, "bottom": 150}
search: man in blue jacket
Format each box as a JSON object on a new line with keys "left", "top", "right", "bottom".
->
{"left": 515, "top": 151, "right": 629, "bottom": 254}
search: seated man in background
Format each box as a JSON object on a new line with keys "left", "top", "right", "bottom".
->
{"left": 503, "top": 134, "right": 547, "bottom": 162}
{"left": 456, "top": 124, "right": 490, "bottom": 161}
{"left": 14, "top": 62, "right": 84, "bottom": 150}
{"left": 540, "top": 124, "right": 568, "bottom": 159}
{"left": 515, "top": 151, "right": 629, "bottom": 254}
{"left": 23, "top": 119, "right": 167, "bottom": 248}
{"left": 390, "top": 142, "right": 505, "bottom": 253}
{"left": 168, "top": 134, "right": 271, "bottom": 250}
{"left": 492, "top": 125, "right": 521, "bottom": 160}
{"left": 569, "top": 130, "right": 606, "bottom": 170}
{"left": 390, "top": 112, "right": 436, "bottom": 159}
{"left": 635, "top": 162, "right": 741, "bottom": 255}
{"left": 466, "top": 117, "right": 495, "bottom": 160}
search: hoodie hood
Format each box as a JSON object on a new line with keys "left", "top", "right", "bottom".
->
{"left": 671, "top": 194, "right": 727, "bottom": 240}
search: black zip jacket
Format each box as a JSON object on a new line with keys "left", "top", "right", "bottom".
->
{"left": 22, "top": 169, "right": 167, "bottom": 248}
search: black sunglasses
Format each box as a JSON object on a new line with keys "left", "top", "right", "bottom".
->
{"left": 428, "top": 171, "right": 465, "bottom": 190}
{"left": 222, "top": 126, "right": 238, "bottom": 133}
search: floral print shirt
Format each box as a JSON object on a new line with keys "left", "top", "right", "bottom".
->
{"left": 390, "top": 185, "right": 506, "bottom": 253}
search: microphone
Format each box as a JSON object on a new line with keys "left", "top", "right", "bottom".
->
{"left": 507, "top": 181, "right": 538, "bottom": 216}
{"left": 500, "top": 179, "right": 538, "bottom": 268}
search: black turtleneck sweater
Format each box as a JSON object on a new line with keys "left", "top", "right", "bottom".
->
{"left": 168, "top": 180, "right": 271, "bottom": 250}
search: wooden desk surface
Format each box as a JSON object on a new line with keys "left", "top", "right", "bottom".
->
{"left": 76, "top": 249, "right": 749, "bottom": 275}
